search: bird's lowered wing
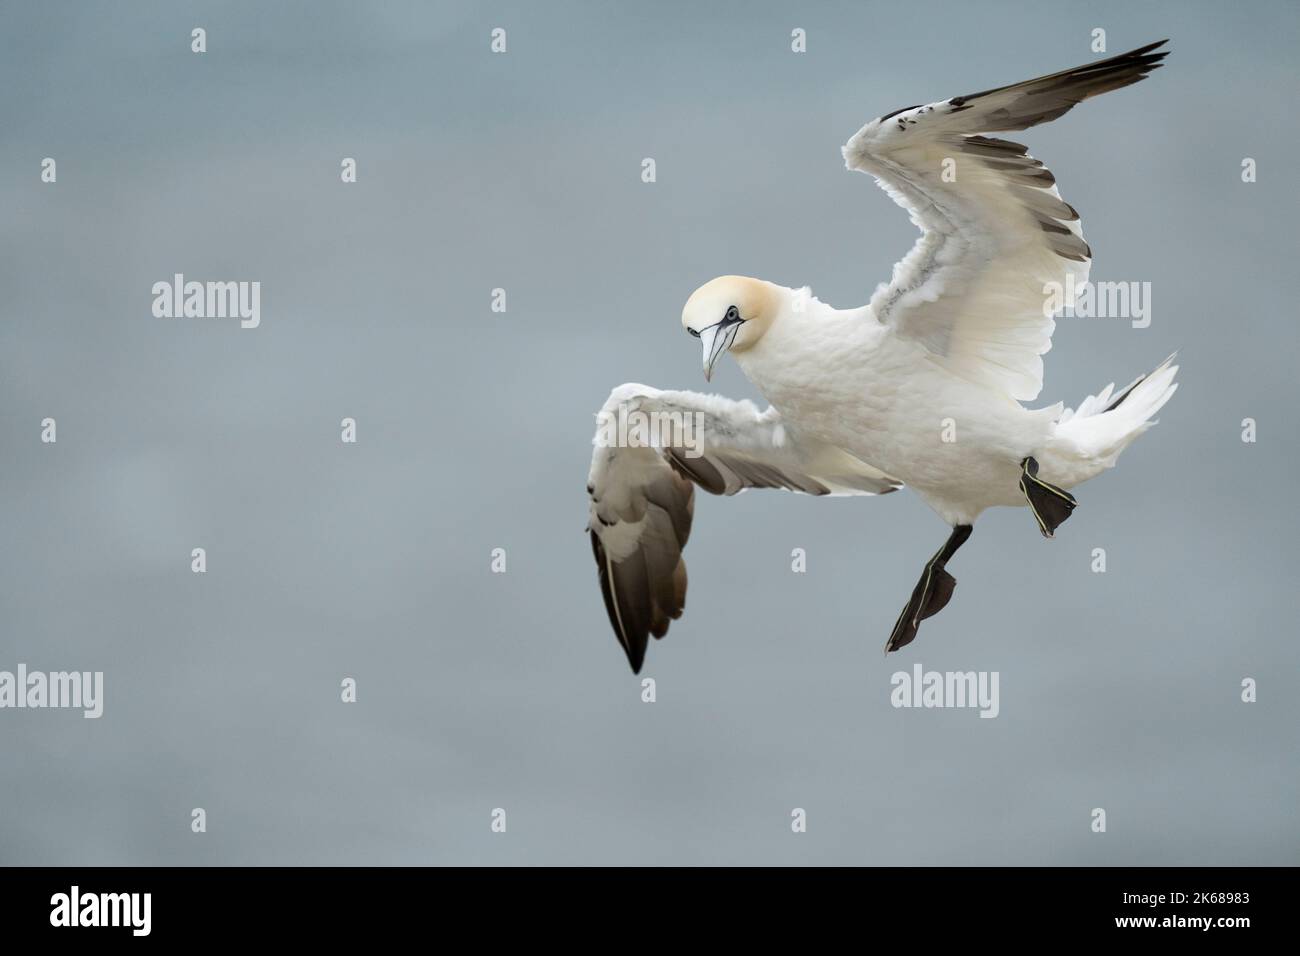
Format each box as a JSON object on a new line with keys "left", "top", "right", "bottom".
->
{"left": 588, "top": 384, "right": 900, "bottom": 672}
{"left": 843, "top": 40, "right": 1168, "bottom": 402}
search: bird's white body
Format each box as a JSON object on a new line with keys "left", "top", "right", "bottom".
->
{"left": 732, "top": 289, "right": 1175, "bottom": 525}
{"left": 586, "top": 41, "right": 1178, "bottom": 670}
{"left": 733, "top": 291, "right": 1051, "bottom": 525}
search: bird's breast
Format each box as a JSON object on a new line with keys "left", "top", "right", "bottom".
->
{"left": 738, "top": 328, "right": 901, "bottom": 454}
{"left": 737, "top": 331, "right": 1033, "bottom": 492}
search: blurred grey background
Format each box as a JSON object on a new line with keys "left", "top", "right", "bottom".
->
{"left": 1, "top": 0, "right": 1296, "bottom": 865}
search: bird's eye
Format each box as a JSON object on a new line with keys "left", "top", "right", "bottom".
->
{"left": 726, "top": 306, "right": 740, "bottom": 321}
{"left": 687, "top": 327, "right": 700, "bottom": 338}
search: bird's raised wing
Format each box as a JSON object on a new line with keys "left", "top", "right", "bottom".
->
{"left": 587, "top": 384, "right": 899, "bottom": 672}
{"left": 843, "top": 40, "right": 1168, "bottom": 401}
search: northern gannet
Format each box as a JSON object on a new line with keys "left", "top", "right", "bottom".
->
{"left": 588, "top": 41, "right": 1178, "bottom": 672}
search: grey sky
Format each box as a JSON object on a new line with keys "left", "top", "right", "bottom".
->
{"left": 1, "top": 0, "right": 1297, "bottom": 864}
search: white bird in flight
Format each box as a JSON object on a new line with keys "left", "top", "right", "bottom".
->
{"left": 587, "top": 40, "right": 1177, "bottom": 673}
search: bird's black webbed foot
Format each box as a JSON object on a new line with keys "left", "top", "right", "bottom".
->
{"left": 885, "top": 524, "right": 972, "bottom": 653}
{"left": 1019, "top": 456, "right": 1077, "bottom": 538}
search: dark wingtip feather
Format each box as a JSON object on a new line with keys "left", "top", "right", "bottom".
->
{"left": 591, "top": 530, "right": 644, "bottom": 673}
{"left": 942, "top": 39, "right": 1172, "bottom": 136}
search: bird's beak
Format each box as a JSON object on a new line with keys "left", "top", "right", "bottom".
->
{"left": 700, "top": 317, "right": 743, "bottom": 382}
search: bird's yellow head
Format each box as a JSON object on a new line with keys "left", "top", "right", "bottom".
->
{"left": 681, "top": 276, "right": 781, "bottom": 381}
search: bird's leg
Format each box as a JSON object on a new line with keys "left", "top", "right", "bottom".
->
{"left": 885, "top": 524, "right": 973, "bottom": 653}
{"left": 1018, "top": 456, "right": 1076, "bottom": 539}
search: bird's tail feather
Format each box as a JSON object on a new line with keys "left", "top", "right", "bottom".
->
{"left": 1041, "top": 353, "right": 1179, "bottom": 488}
